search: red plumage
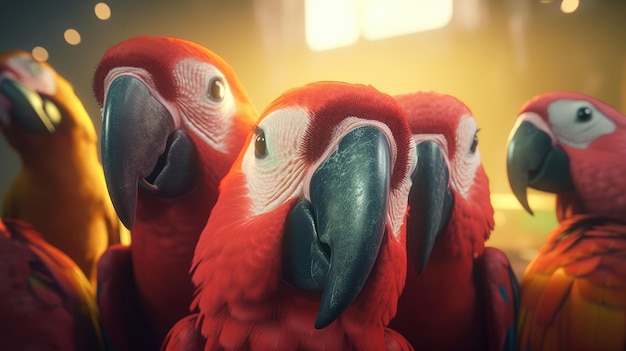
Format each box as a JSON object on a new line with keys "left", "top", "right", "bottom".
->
{"left": 163, "top": 81, "right": 416, "bottom": 351}
{"left": 390, "top": 91, "right": 518, "bottom": 351}
{"left": 0, "top": 218, "right": 104, "bottom": 351}
{"left": 508, "top": 92, "right": 626, "bottom": 351}
{"left": 93, "top": 35, "right": 258, "bottom": 350}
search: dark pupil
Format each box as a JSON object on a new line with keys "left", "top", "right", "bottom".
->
{"left": 210, "top": 79, "right": 225, "bottom": 101}
{"left": 255, "top": 130, "right": 267, "bottom": 158}
{"left": 470, "top": 134, "right": 478, "bottom": 153}
{"left": 576, "top": 107, "right": 592, "bottom": 122}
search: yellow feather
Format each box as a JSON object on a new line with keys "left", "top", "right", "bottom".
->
{"left": 568, "top": 278, "right": 625, "bottom": 351}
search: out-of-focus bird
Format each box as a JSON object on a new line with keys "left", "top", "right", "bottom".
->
{"left": 0, "top": 217, "right": 104, "bottom": 351}
{"left": 0, "top": 51, "right": 125, "bottom": 288}
{"left": 389, "top": 91, "right": 518, "bottom": 351}
{"left": 161, "top": 81, "right": 417, "bottom": 351}
{"left": 92, "top": 36, "right": 259, "bottom": 350}
{"left": 507, "top": 91, "right": 626, "bottom": 351}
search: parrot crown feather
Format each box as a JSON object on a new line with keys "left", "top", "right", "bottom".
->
{"left": 263, "top": 81, "right": 413, "bottom": 190}
{"left": 93, "top": 36, "right": 244, "bottom": 108}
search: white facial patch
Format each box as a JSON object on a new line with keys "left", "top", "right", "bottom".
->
{"left": 5, "top": 55, "right": 57, "bottom": 96}
{"left": 241, "top": 107, "right": 309, "bottom": 215}
{"left": 450, "top": 115, "right": 481, "bottom": 199}
{"left": 548, "top": 99, "right": 616, "bottom": 149}
{"left": 174, "top": 59, "right": 236, "bottom": 153}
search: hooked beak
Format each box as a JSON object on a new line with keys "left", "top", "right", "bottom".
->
{"left": 101, "top": 75, "right": 197, "bottom": 229}
{"left": 506, "top": 121, "right": 573, "bottom": 215}
{"left": 407, "top": 141, "right": 453, "bottom": 274}
{"left": 282, "top": 126, "right": 391, "bottom": 329}
{"left": 0, "top": 77, "right": 61, "bottom": 133}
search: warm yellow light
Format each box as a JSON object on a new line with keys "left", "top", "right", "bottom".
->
{"left": 64, "top": 29, "right": 81, "bottom": 45}
{"left": 490, "top": 193, "right": 555, "bottom": 211}
{"left": 31, "top": 46, "right": 49, "bottom": 62}
{"left": 305, "top": 0, "right": 453, "bottom": 51}
{"left": 95, "top": 2, "right": 111, "bottom": 20}
{"left": 560, "top": 0, "right": 579, "bottom": 13}
{"left": 539, "top": 0, "right": 553, "bottom": 4}
{"left": 361, "top": 0, "right": 453, "bottom": 41}
{"left": 305, "top": 0, "right": 360, "bottom": 51}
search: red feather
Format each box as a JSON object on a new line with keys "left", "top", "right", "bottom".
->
{"left": 93, "top": 36, "right": 258, "bottom": 350}
{"left": 0, "top": 218, "right": 104, "bottom": 351}
{"left": 164, "top": 82, "right": 414, "bottom": 351}
{"left": 390, "top": 91, "right": 516, "bottom": 351}
{"left": 512, "top": 92, "right": 626, "bottom": 350}
{"left": 517, "top": 215, "right": 626, "bottom": 351}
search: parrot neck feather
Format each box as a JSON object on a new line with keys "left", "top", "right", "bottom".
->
{"left": 191, "top": 170, "right": 405, "bottom": 349}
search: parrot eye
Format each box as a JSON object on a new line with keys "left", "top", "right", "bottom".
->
{"left": 576, "top": 106, "right": 593, "bottom": 123}
{"left": 254, "top": 128, "right": 267, "bottom": 159}
{"left": 469, "top": 130, "right": 479, "bottom": 154}
{"left": 208, "top": 77, "right": 225, "bottom": 102}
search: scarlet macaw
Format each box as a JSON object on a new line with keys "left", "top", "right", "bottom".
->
{"left": 507, "top": 91, "right": 626, "bottom": 351}
{"left": 0, "top": 51, "right": 124, "bottom": 288}
{"left": 92, "top": 36, "right": 258, "bottom": 350}
{"left": 162, "top": 81, "right": 417, "bottom": 351}
{"left": 389, "top": 91, "right": 518, "bottom": 351}
{"left": 0, "top": 217, "right": 104, "bottom": 351}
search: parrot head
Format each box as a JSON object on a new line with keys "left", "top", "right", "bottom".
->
{"left": 395, "top": 91, "right": 494, "bottom": 272}
{"left": 93, "top": 36, "right": 258, "bottom": 229}
{"left": 0, "top": 51, "right": 95, "bottom": 163}
{"left": 192, "top": 81, "right": 416, "bottom": 338}
{"left": 507, "top": 91, "right": 626, "bottom": 219}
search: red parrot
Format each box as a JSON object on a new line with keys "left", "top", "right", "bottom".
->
{"left": 506, "top": 91, "right": 626, "bottom": 351}
{"left": 389, "top": 91, "right": 519, "bottom": 351}
{"left": 162, "top": 81, "right": 417, "bottom": 351}
{"left": 0, "top": 217, "right": 104, "bottom": 351}
{"left": 92, "top": 36, "right": 258, "bottom": 350}
{"left": 0, "top": 51, "right": 124, "bottom": 288}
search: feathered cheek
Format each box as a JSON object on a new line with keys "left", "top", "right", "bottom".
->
{"left": 450, "top": 155, "right": 480, "bottom": 200}
{"left": 242, "top": 153, "right": 306, "bottom": 216}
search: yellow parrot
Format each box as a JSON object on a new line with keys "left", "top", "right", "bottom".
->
{"left": 0, "top": 51, "right": 128, "bottom": 288}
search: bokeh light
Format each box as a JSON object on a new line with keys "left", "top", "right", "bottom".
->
{"left": 31, "top": 46, "right": 49, "bottom": 62}
{"left": 305, "top": 0, "right": 359, "bottom": 51}
{"left": 64, "top": 29, "right": 81, "bottom": 45}
{"left": 561, "top": 0, "right": 580, "bottom": 13}
{"left": 95, "top": 2, "right": 111, "bottom": 20}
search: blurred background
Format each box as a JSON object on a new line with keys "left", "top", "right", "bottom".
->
{"left": 1, "top": 0, "right": 624, "bottom": 278}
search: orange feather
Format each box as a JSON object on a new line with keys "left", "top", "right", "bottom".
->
{"left": 517, "top": 215, "right": 626, "bottom": 351}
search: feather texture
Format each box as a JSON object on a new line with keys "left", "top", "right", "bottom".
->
{"left": 163, "top": 81, "right": 415, "bottom": 351}
{"left": 390, "top": 91, "right": 518, "bottom": 351}
{"left": 0, "top": 50, "right": 124, "bottom": 288}
{"left": 93, "top": 36, "right": 258, "bottom": 350}
{"left": 0, "top": 218, "right": 104, "bottom": 351}
{"left": 517, "top": 216, "right": 626, "bottom": 351}
{"left": 508, "top": 92, "right": 626, "bottom": 351}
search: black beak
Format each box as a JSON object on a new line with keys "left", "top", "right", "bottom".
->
{"left": 407, "top": 141, "right": 453, "bottom": 274}
{"left": 101, "top": 75, "right": 197, "bottom": 229}
{"left": 506, "top": 121, "right": 573, "bottom": 215}
{"left": 282, "top": 126, "right": 391, "bottom": 329}
{"left": 0, "top": 77, "right": 61, "bottom": 133}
